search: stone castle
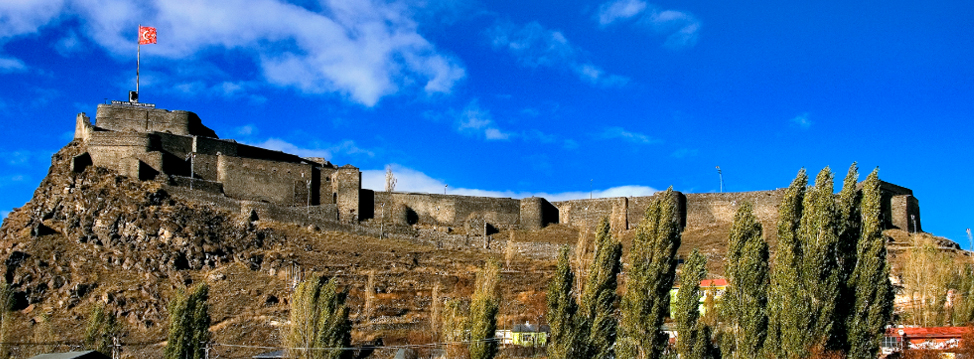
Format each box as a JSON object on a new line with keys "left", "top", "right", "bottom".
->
{"left": 71, "top": 103, "right": 923, "bottom": 236}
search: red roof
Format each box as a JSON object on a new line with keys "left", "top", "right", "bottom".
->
{"left": 673, "top": 279, "right": 728, "bottom": 289}
{"left": 700, "top": 279, "right": 728, "bottom": 287}
{"left": 886, "top": 327, "right": 972, "bottom": 339}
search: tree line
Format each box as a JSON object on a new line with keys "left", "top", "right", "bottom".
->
{"left": 546, "top": 164, "right": 896, "bottom": 359}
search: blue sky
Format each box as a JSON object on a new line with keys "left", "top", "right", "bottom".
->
{"left": 0, "top": 0, "right": 971, "bottom": 245}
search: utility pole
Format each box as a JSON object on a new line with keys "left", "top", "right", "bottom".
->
{"left": 716, "top": 166, "right": 723, "bottom": 193}
{"left": 444, "top": 184, "right": 448, "bottom": 195}
{"left": 590, "top": 179, "right": 593, "bottom": 199}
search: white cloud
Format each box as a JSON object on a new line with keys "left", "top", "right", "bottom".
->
{"left": 0, "top": 210, "right": 8, "bottom": 219}
{"left": 597, "top": 0, "right": 647, "bottom": 26}
{"left": 0, "top": 174, "right": 27, "bottom": 186}
{"left": 363, "top": 164, "right": 659, "bottom": 201}
{"left": 647, "top": 10, "right": 701, "bottom": 48}
{"left": 1, "top": 150, "right": 54, "bottom": 166}
{"left": 247, "top": 138, "right": 374, "bottom": 161}
{"left": 455, "top": 100, "right": 511, "bottom": 141}
{"left": 791, "top": 112, "right": 812, "bottom": 129}
{"left": 0, "top": 0, "right": 64, "bottom": 40}
{"left": 484, "top": 128, "right": 510, "bottom": 140}
{"left": 55, "top": 30, "right": 84, "bottom": 56}
{"left": 233, "top": 124, "right": 258, "bottom": 137}
{"left": 601, "top": 126, "right": 659, "bottom": 144}
{"left": 596, "top": 0, "right": 701, "bottom": 49}
{"left": 0, "top": 56, "right": 25, "bottom": 72}
{"left": 488, "top": 21, "right": 628, "bottom": 87}
{"left": 0, "top": 0, "right": 465, "bottom": 106}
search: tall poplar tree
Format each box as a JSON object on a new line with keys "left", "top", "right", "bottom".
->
{"left": 286, "top": 275, "right": 352, "bottom": 359}
{"left": 766, "top": 169, "right": 808, "bottom": 358}
{"left": 834, "top": 163, "right": 862, "bottom": 349}
{"left": 618, "top": 188, "right": 682, "bottom": 359}
{"left": 721, "top": 201, "right": 769, "bottom": 359}
{"left": 469, "top": 260, "right": 501, "bottom": 359}
{"left": 547, "top": 246, "right": 585, "bottom": 359}
{"left": 800, "top": 167, "right": 843, "bottom": 351}
{"left": 84, "top": 304, "right": 122, "bottom": 355}
{"left": 580, "top": 217, "right": 622, "bottom": 359}
{"left": 674, "top": 249, "right": 713, "bottom": 359}
{"left": 846, "top": 169, "right": 894, "bottom": 358}
{"left": 165, "top": 284, "right": 211, "bottom": 359}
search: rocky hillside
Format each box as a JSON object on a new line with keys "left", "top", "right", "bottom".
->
{"left": 1, "top": 141, "right": 966, "bottom": 358}
{"left": 0, "top": 142, "right": 559, "bottom": 358}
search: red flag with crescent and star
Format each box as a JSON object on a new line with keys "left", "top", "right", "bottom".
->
{"left": 139, "top": 26, "right": 157, "bottom": 45}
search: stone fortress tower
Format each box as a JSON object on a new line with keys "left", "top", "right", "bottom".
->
{"left": 70, "top": 103, "right": 923, "bottom": 236}
{"left": 73, "top": 104, "right": 365, "bottom": 222}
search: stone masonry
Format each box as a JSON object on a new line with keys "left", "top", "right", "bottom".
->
{"left": 71, "top": 103, "right": 923, "bottom": 235}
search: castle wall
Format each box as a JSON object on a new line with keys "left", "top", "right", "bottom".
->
{"left": 319, "top": 167, "right": 338, "bottom": 204}
{"left": 216, "top": 155, "right": 316, "bottom": 206}
{"left": 683, "top": 190, "right": 783, "bottom": 232}
{"left": 74, "top": 113, "right": 93, "bottom": 141}
{"left": 235, "top": 142, "right": 308, "bottom": 164}
{"left": 86, "top": 132, "right": 152, "bottom": 173}
{"left": 553, "top": 197, "right": 628, "bottom": 231}
{"left": 627, "top": 191, "right": 688, "bottom": 229}
{"left": 193, "top": 136, "right": 239, "bottom": 157}
{"left": 877, "top": 181, "right": 921, "bottom": 232}
{"left": 519, "top": 197, "right": 559, "bottom": 231}
{"left": 154, "top": 132, "right": 194, "bottom": 160}
{"left": 372, "top": 192, "right": 522, "bottom": 231}
{"left": 191, "top": 153, "right": 220, "bottom": 182}
{"left": 334, "top": 167, "right": 362, "bottom": 221}
{"left": 95, "top": 104, "right": 217, "bottom": 138}
{"left": 890, "top": 195, "right": 921, "bottom": 233}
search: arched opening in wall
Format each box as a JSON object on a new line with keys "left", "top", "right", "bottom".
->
{"left": 71, "top": 153, "right": 92, "bottom": 173}
{"left": 404, "top": 207, "right": 419, "bottom": 225}
{"left": 333, "top": 193, "right": 337, "bottom": 204}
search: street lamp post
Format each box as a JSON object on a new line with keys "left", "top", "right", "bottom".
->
{"left": 716, "top": 166, "right": 723, "bottom": 193}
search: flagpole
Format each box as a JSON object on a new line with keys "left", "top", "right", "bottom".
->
{"left": 137, "top": 24, "right": 141, "bottom": 98}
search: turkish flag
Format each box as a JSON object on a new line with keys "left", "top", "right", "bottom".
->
{"left": 139, "top": 26, "right": 157, "bottom": 45}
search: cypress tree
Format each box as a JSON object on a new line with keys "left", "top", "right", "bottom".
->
{"left": 846, "top": 169, "right": 894, "bottom": 358}
{"left": 547, "top": 246, "right": 585, "bottom": 359}
{"left": 286, "top": 275, "right": 352, "bottom": 359}
{"left": 580, "top": 217, "right": 622, "bottom": 359}
{"left": 766, "top": 169, "right": 808, "bottom": 358}
{"left": 441, "top": 299, "right": 469, "bottom": 359}
{"left": 800, "top": 167, "right": 843, "bottom": 351}
{"left": 165, "top": 284, "right": 211, "bottom": 359}
{"left": 618, "top": 188, "right": 682, "bottom": 359}
{"left": 469, "top": 260, "right": 501, "bottom": 359}
{"left": 721, "top": 201, "right": 769, "bottom": 359}
{"left": 674, "top": 248, "right": 713, "bottom": 359}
